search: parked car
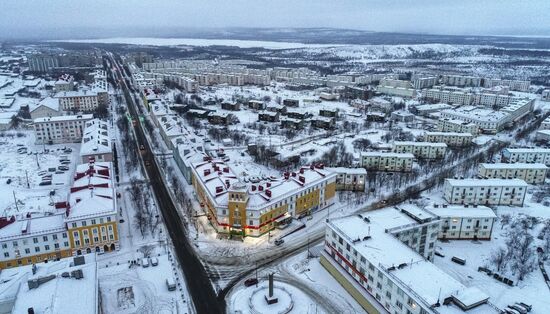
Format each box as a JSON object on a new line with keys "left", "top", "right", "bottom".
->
{"left": 39, "top": 181, "right": 52, "bottom": 186}
{"left": 141, "top": 258, "right": 149, "bottom": 268}
{"left": 274, "top": 238, "right": 284, "bottom": 246}
{"left": 58, "top": 165, "right": 69, "bottom": 171}
{"left": 140, "top": 144, "right": 145, "bottom": 151}
{"left": 244, "top": 278, "right": 258, "bottom": 287}
{"left": 150, "top": 257, "right": 159, "bottom": 266}
{"left": 63, "top": 148, "right": 72, "bottom": 153}
{"left": 166, "top": 278, "right": 176, "bottom": 291}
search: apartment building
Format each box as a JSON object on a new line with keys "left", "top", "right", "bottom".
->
{"left": 437, "top": 118, "right": 479, "bottom": 135}
{"left": 440, "top": 74, "right": 482, "bottom": 87}
{"left": 502, "top": 147, "right": 550, "bottom": 166}
{"left": 536, "top": 130, "right": 550, "bottom": 143}
{"left": 325, "top": 167, "right": 367, "bottom": 191}
{"left": 30, "top": 97, "right": 61, "bottom": 120}
{"left": 321, "top": 209, "right": 496, "bottom": 314}
{"left": 379, "top": 79, "right": 411, "bottom": 89}
{"left": 411, "top": 75, "right": 437, "bottom": 89}
{"left": 393, "top": 141, "right": 447, "bottom": 159}
{"left": 478, "top": 163, "right": 548, "bottom": 184}
{"left": 27, "top": 54, "right": 59, "bottom": 73}
{"left": 55, "top": 90, "right": 99, "bottom": 112}
{"left": 79, "top": 119, "right": 113, "bottom": 163}
{"left": 425, "top": 204, "right": 497, "bottom": 240}
{"left": 443, "top": 178, "right": 528, "bottom": 206}
{"left": 413, "top": 103, "right": 454, "bottom": 117}
{"left": 360, "top": 152, "right": 414, "bottom": 172}
{"left": 191, "top": 161, "right": 336, "bottom": 237}
{"left": 376, "top": 86, "right": 416, "bottom": 98}
{"left": 54, "top": 74, "right": 74, "bottom": 92}
{"left": 34, "top": 114, "right": 93, "bottom": 144}
{"left": 66, "top": 162, "right": 119, "bottom": 255}
{"left": 440, "top": 106, "right": 509, "bottom": 134}
{"left": 0, "top": 213, "right": 72, "bottom": 269}
{"left": 483, "top": 78, "right": 530, "bottom": 92}
{"left": 425, "top": 132, "right": 472, "bottom": 147}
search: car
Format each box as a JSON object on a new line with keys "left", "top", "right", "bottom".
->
{"left": 140, "top": 144, "right": 145, "bottom": 151}
{"left": 150, "top": 257, "right": 159, "bottom": 266}
{"left": 244, "top": 278, "right": 258, "bottom": 287}
{"left": 141, "top": 258, "right": 149, "bottom": 268}
{"left": 274, "top": 239, "right": 284, "bottom": 246}
{"left": 166, "top": 277, "right": 176, "bottom": 291}
{"left": 61, "top": 160, "right": 71, "bottom": 165}
{"left": 6, "top": 178, "right": 12, "bottom": 184}
{"left": 39, "top": 181, "right": 52, "bottom": 186}
{"left": 63, "top": 148, "right": 72, "bottom": 153}
{"left": 58, "top": 166, "right": 69, "bottom": 171}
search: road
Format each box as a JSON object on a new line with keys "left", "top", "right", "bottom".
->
{"left": 107, "top": 53, "right": 224, "bottom": 314}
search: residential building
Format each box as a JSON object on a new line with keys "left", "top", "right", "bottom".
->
{"left": 376, "top": 85, "right": 416, "bottom": 98}
{"left": 319, "top": 108, "right": 339, "bottom": 118}
{"left": 360, "top": 152, "right": 414, "bottom": 172}
{"left": 66, "top": 162, "right": 119, "bottom": 255}
{"left": 425, "top": 132, "right": 472, "bottom": 147}
{"left": 310, "top": 116, "right": 335, "bottom": 129}
{"left": 34, "top": 114, "right": 93, "bottom": 144}
{"left": 283, "top": 99, "right": 300, "bottom": 107}
{"left": 542, "top": 89, "right": 550, "bottom": 101}
{"left": 29, "top": 97, "right": 61, "bottom": 120}
{"left": 393, "top": 141, "right": 447, "bottom": 159}
{"left": 379, "top": 79, "right": 411, "bottom": 89}
{"left": 325, "top": 167, "right": 367, "bottom": 191}
{"left": 258, "top": 111, "right": 280, "bottom": 122}
{"left": 390, "top": 111, "right": 414, "bottom": 123}
{"left": 411, "top": 75, "right": 437, "bottom": 89}
{"left": 55, "top": 90, "right": 99, "bottom": 112}
{"left": 478, "top": 163, "right": 548, "bottom": 184}
{"left": 248, "top": 100, "right": 266, "bottom": 110}
{"left": 443, "top": 178, "right": 528, "bottom": 206}
{"left": 27, "top": 54, "right": 59, "bottom": 73}
{"left": 483, "top": 78, "right": 530, "bottom": 92}
{"left": 440, "top": 74, "right": 482, "bottom": 87}
{"left": 54, "top": 74, "right": 74, "bottom": 92}
{"left": 440, "top": 106, "right": 509, "bottom": 134}
{"left": 0, "top": 213, "right": 71, "bottom": 269}
{"left": 412, "top": 103, "right": 454, "bottom": 117}
{"left": 425, "top": 204, "right": 497, "bottom": 240}
{"left": 191, "top": 162, "right": 336, "bottom": 237}
{"left": 280, "top": 117, "right": 305, "bottom": 129}
{"left": 501, "top": 147, "right": 550, "bottom": 165}
{"left": 221, "top": 101, "right": 241, "bottom": 111}
{"left": 437, "top": 118, "right": 479, "bottom": 135}
{"left": 321, "top": 209, "right": 496, "bottom": 314}
{"left": 80, "top": 119, "right": 113, "bottom": 163}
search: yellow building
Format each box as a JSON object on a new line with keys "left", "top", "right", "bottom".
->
{"left": 191, "top": 161, "right": 337, "bottom": 237}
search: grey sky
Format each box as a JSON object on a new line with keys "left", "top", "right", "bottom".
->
{"left": 1, "top": 0, "right": 549, "bottom": 39}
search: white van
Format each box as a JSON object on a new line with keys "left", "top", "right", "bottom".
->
{"left": 166, "top": 277, "right": 176, "bottom": 291}
{"left": 141, "top": 258, "right": 149, "bottom": 268}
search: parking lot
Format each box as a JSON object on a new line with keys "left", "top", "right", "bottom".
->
{"left": 0, "top": 131, "right": 80, "bottom": 216}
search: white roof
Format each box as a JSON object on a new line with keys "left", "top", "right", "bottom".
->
{"left": 425, "top": 204, "right": 497, "bottom": 219}
{"left": 0, "top": 213, "right": 65, "bottom": 241}
{"left": 445, "top": 178, "right": 528, "bottom": 187}
{"left": 80, "top": 119, "right": 112, "bottom": 157}
{"left": 54, "top": 90, "right": 98, "bottom": 98}
{"left": 361, "top": 151, "right": 415, "bottom": 158}
{"left": 34, "top": 114, "right": 93, "bottom": 124}
{"left": 480, "top": 162, "right": 548, "bottom": 170}
{"left": 394, "top": 141, "right": 447, "bottom": 148}
{"left": 31, "top": 97, "right": 60, "bottom": 112}
{"left": 1, "top": 255, "right": 98, "bottom": 314}
{"left": 504, "top": 147, "right": 550, "bottom": 154}
{"left": 325, "top": 167, "right": 367, "bottom": 175}
{"left": 426, "top": 132, "right": 472, "bottom": 137}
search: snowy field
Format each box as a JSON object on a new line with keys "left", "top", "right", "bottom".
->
{"left": 54, "top": 37, "right": 344, "bottom": 49}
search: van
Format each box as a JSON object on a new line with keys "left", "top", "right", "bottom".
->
{"left": 274, "top": 239, "right": 284, "bottom": 246}
{"left": 141, "top": 258, "right": 149, "bottom": 268}
{"left": 166, "top": 278, "right": 176, "bottom": 291}
{"left": 150, "top": 257, "right": 159, "bottom": 266}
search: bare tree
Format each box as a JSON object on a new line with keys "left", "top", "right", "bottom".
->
{"left": 489, "top": 246, "right": 508, "bottom": 272}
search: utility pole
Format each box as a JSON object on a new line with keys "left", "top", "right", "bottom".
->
{"left": 13, "top": 191, "right": 19, "bottom": 212}
{"left": 35, "top": 153, "right": 39, "bottom": 168}
{"left": 25, "top": 170, "right": 30, "bottom": 188}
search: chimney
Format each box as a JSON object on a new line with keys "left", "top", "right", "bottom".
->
{"left": 259, "top": 185, "right": 264, "bottom": 191}
{"left": 251, "top": 185, "right": 256, "bottom": 192}
{"left": 299, "top": 176, "right": 305, "bottom": 183}
{"left": 266, "top": 190, "right": 272, "bottom": 197}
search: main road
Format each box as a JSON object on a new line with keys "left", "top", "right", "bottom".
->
{"left": 107, "top": 53, "right": 224, "bottom": 314}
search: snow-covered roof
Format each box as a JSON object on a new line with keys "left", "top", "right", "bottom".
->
{"left": 480, "top": 162, "right": 548, "bottom": 170}
{"left": 329, "top": 212, "right": 493, "bottom": 313}
{"left": 394, "top": 141, "right": 447, "bottom": 148}
{"left": 441, "top": 106, "right": 508, "bottom": 123}
{"left": 34, "top": 114, "right": 93, "bottom": 124}
{"left": 445, "top": 178, "right": 528, "bottom": 187}
{"left": 54, "top": 90, "right": 98, "bottom": 98}
{"left": 361, "top": 151, "right": 415, "bottom": 158}
{"left": 0, "top": 213, "right": 65, "bottom": 241}
{"left": 325, "top": 167, "right": 367, "bottom": 175}
{"left": 425, "top": 204, "right": 497, "bottom": 219}
{"left": 80, "top": 119, "right": 112, "bottom": 157}
{"left": 0, "top": 255, "right": 98, "bottom": 314}
{"left": 426, "top": 132, "right": 472, "bottom": 137}
{"left": 31, "top": 97, "right": 60, "bottom": 112}
{"left": 503, "top": 147, "right": 550, "bottom": 154}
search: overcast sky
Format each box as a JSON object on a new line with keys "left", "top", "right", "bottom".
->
{"left": 1, "top": 0, "right": 549, "bottom": 39}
